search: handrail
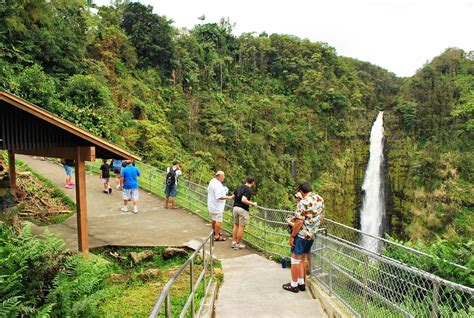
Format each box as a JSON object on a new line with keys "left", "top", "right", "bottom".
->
{"left": 149, "top": 232, "right": 214, "bottom": 318}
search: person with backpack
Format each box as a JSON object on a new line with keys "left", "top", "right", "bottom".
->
{"left": 164, "top": 161, "right": 182, "bottom": 209}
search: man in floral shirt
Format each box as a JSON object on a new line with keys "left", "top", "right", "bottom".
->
{"left": 283, "top": 182, "right": 324, "bottom": 293}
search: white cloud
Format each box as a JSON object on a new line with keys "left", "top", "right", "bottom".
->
{"left": 95, "top": 0, "right": 474, "bottom": 77}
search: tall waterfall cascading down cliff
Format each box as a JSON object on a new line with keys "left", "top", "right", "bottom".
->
{"left": 360, "top": 111, "right": 385, "bottom": 253}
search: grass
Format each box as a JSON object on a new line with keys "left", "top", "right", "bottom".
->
{"left": 92, "top": 245, "right": 220, "bottom": 317}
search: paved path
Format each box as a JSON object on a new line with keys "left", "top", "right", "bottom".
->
{"left": 19, "top": 155, "right": 327, "bottom": 317}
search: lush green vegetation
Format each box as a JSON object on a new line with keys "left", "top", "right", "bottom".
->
{"left": 0, "top": 221, "right": 218, "bottom": 317}
{"left": 0, "top": 0, "right": 472, "bottom": 283}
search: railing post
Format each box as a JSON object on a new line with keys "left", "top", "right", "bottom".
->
{"left": 202, "top": 243, "right": 206, "bottom": 294}
{"left": 362, "top": 254, "right": 370, "bottom": 317}
{"left": 430, "top": 282, "right": 440, "bottom": 318}
{"left": 165, "top": 294, "right": 171, "bottom": 318}
{"left": 190, "top": 259, "right": 195, "bottom": 317}
{"left": 263, "top": 208, "right": 268, "bottom": 256}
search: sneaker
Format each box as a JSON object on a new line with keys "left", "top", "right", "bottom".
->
{"left": 237, "top": 243, "right": 246, "bottom": 249}
{"left": 64, "top": 184, "right": 73, "bottom": 189}
{"left": 230, "top": 241, "right": 237, "bottom": 249}
{"left": 116, "top": 185, "right": 121, "bottom": 190}
{"left": 282, "top": 283, "right": 299, "bottom": 293}
{"left": 121, "top": 207, "right": 128, "bottom": 213}
{"left": 68, "top": 182, "right": 75, "bottom": 186}
{"left": 298, "top": 284, "right": 306, "bottom": 291}
{"left": 108, "top": 188, "right": 112, "bottom": 194}
{"left": 133, "top": 208, "right": 138, "bottom": 214}
{"left": 103, "top": 190, "right": 108, "bottom": 194}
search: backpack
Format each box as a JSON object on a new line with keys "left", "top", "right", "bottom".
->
{"left": 166, "top": 167, "right": 177, "bottom": 186}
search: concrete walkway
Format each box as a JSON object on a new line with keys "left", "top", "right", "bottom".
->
{"left": 18, "top": 155, "right": 327, "bottom": 317}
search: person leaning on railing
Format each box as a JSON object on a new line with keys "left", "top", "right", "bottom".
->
{"left": 283, "top": 182, "right": 324, "bottom": 293}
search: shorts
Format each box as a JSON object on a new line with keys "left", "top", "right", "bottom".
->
{"left": 233, "top": 206, "right": 249, "bottom": 225}
{"left": 165, "top": 184, "right": 177, "bottom": 197}
{"left": 64, "top": 165, "right": 73, "bottom": 176}
{"left": 291, "top": 236, "right": 314, "bottom": 256}
{"left": 123, "top": 188, "right": 139, "bottom": 201}
{"left": 209, "top": 212, "right": 223, "bottom": 222}
{"left": 101, "top": 178, "right": 109, "bottom": 183}
{"left": 113, "top": 167, "right": 121, "bottom": 174}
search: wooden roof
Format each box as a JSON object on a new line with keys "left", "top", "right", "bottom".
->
{"left": 0, "top": 90, "right": 140, "bottom": 161}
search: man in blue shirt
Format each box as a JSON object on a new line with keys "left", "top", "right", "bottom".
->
{"left": 120, "top": 160, "right": 141, "bottom": 214}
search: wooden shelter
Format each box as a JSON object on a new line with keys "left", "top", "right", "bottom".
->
{"left": 0, "top": 90, "right": 140, "bottom": 255}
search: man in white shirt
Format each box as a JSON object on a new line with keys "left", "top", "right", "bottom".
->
{"left": 207, "top": 171, "right": 234, "bottom": 241}
{"left": 164, "top": 161, "right": 182, "bottom": 209}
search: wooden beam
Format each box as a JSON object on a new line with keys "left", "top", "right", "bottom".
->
{"left": 75, "top": 147, "right": 89, "bottom": 256}
{"left": 7, "top": 150, "right": 16, "bottom": 199}
{"left": 13, "top": 146, "right": 96, "bottom": 161}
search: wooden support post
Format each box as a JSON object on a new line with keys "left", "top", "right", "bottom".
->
{"left": 75, "top": 147, "right": 88, "bottom": 256}
{"left": 7, "top": 150, "right": 16, "bottom": 199}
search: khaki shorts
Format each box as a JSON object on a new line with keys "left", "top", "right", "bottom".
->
{"left": 233, "top": 206, "right": 249, "bottom": 225}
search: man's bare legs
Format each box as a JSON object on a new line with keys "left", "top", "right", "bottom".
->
{"left": 164, "top": 196, "right": 169, "bottom": 209}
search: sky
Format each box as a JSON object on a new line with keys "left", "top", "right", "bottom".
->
{"left": 96, "top": 0, "right": 474, "bottom": 77}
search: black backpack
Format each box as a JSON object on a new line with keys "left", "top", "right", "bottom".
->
{"left": 166, "top": 168, "right": 177, "bottom": 186}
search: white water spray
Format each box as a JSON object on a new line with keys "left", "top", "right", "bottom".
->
{"left": 360, "top": 111, "right": 385, "bottom": 253}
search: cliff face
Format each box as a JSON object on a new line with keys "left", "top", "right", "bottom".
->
{"left": 317, "top": 109, "right": 377, "bottom": 227}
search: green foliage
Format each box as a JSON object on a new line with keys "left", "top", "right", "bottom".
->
{"left": 121, "top": 2, "right": 174, "bottom": 74}
{"left": 0, "top": 222, "right": 68, "bottom": 316}
{"left": 384, "top": 236, "right": 474, "bottom": 287}
{"left": 395, "top": 101, "right": 417, "bottom": 130}
{"left": 63, "top": 74, "right": 113, "bottom": 109}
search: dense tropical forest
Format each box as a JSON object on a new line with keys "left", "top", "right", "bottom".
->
{"left": 0, "top": 0, "right": 472, "bottom": 270}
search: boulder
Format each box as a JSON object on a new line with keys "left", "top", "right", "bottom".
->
{"left": 138, "top": 268, "right": 161, "bottom": 282}
{"left": 130, "top": 250, "right": 154, "bottom": 264}
{"left": 163, "top": 247, "right": 189, "bottom": 260}
{"left": 108, "top": 273, "right": 129, "bottom": 285}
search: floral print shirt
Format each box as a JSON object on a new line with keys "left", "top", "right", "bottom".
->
{"left": 294, "top": 192, "right": 325, "bottom": 240}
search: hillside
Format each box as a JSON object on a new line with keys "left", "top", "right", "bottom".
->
{"left": 0, "top": 1, "right": 472, "bottom": 251}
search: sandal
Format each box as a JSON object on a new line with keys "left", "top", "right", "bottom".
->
{"left": 214, "top": 236, "right": 227, "bottom": 242}
{"left": 282, "top": 283, "right": 299, "bottom": 293}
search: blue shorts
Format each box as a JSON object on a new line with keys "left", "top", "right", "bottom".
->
{"left": 165, "top": 184, "right": 177, "bottom": 197}
{"left": 291, "top": 236, "right": 314, "bottom": 256}
{"left": 64, "top": 165, "right": 73, "bottom": 176}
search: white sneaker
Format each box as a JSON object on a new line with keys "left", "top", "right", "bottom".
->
{"left": 121, "top": 206, "right": 128, "bottom": 213}
{"left": 230, "top": 241, "right": 237, "bottom": 249}
{"left": 237, "top": 243, "right": 246, "bottom": 249}
{"left": 133, "top": 208, "right": 138, "bottom": 214}
{"left": 116, "top": 185, "right": 121, "bottom": 190}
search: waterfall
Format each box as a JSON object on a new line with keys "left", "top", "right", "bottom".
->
{"left": 360, "top": 111, "right": 385, "bottom": 253}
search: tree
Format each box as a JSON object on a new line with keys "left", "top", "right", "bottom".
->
{"left": 121, "top": 2, "right": 175, "bottom": 75}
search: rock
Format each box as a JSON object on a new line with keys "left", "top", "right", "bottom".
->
{"left": 163, "top": 247, "right": 189, "bottom": 260}
{"left": 108, "top": 273, "right": 129, "bottom": 285}
{"left": 130, "top": 250, "right": 154, "bottom": 264}
{"left": 138, "top": 268, "right": 161, "bottom": 282}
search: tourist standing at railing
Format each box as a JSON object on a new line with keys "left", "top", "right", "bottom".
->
{"left": 231, "top": 176, "right": 257, "bottom": 250}
{"left": 283, "top": 182, "right": 324, "bottom": 293}
{"left": 164, "top": 161, "right": 182, "bottom": 209}
{"left": 207, "top": 171, "right": 235, "bottom": 241}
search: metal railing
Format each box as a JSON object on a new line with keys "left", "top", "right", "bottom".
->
{"left": 311, "top": 233, "right": 474, "bottom": 317}
{"left": 85, "top": 161, "right": 473, "bottom": 317}
{"left": 149, "top": 232, "right": 214, "bottom": 318}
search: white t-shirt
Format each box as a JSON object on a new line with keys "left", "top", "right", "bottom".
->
{"left": 207, "top": 178, "right": 226, "bottom": 214}
{"left": 166, "top": 166, "right": 182, "bottom": 185}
